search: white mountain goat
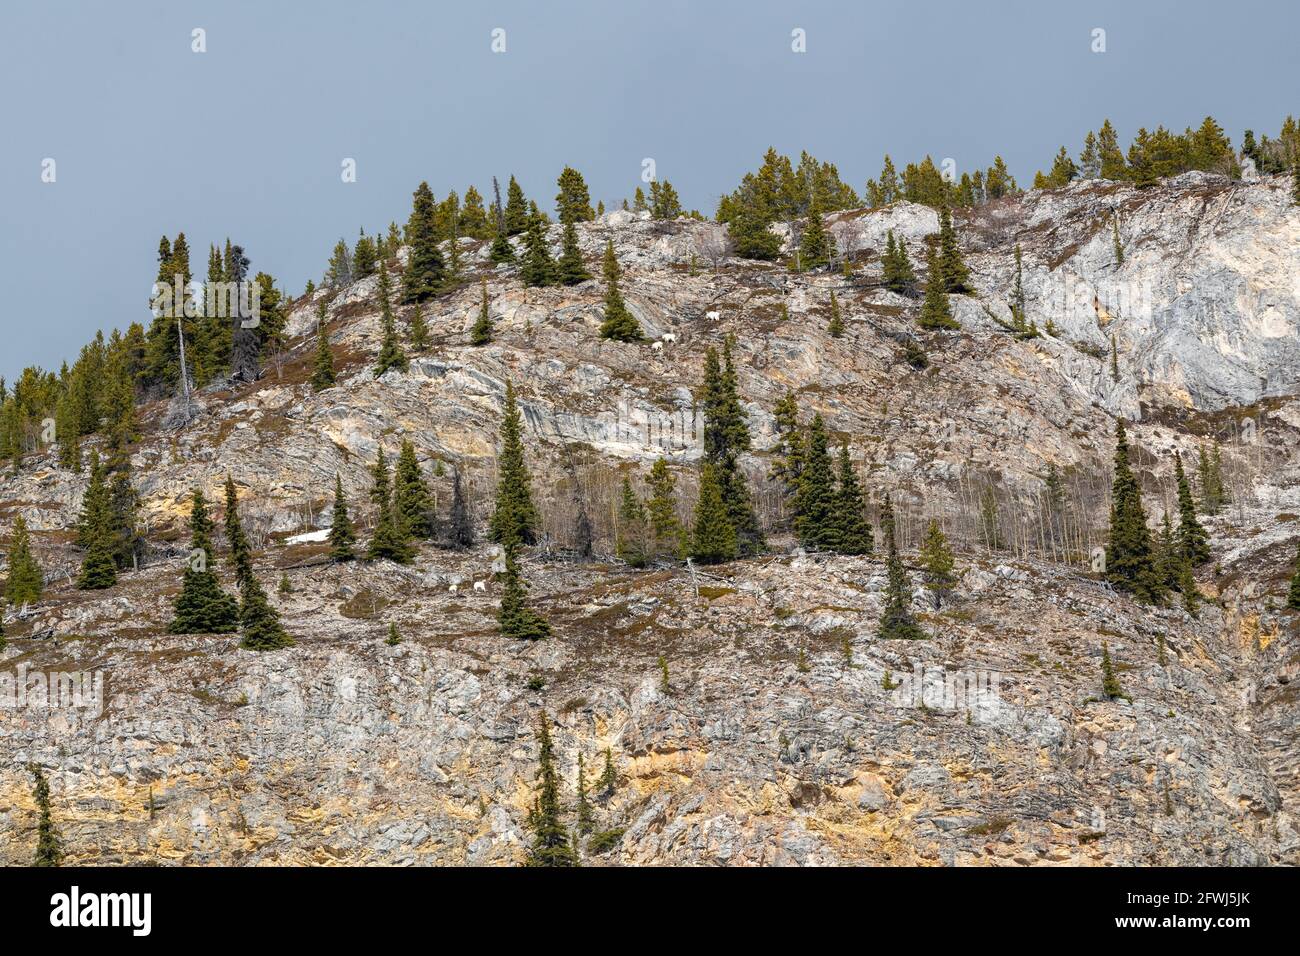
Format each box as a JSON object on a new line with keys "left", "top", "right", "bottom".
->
{"left": 705, "top": 310, "right": 720, "bottom": 321}
{"left": 473, "top": 580, "right": 488, "bottom": 593}
{"left": 661, "top": 332, "right": 677, "bottom": 344}
{"left": 651, "top": 340, "right": 664, "bottom": 352}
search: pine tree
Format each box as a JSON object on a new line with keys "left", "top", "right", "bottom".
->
{"left": 169, "top": 489, "right": 239, "bottom": 633}
{"left": 1112, "top": 217, "right": 1125, "bottom": 266}
{"left": 1101, "top": 642, "right": 1124, "bottom": 699}
{"left": 645, "top": 457, "right": 683, "bottom": 560}
{"left": 520, "top": 202, "right": 556, "bottom": 287}
{"left": 310, "top": 303, "right": 336, "bottom": 391}
{"left": 367, "top": 447, "right": 414, "bottom": 563}
{"left": 597, "top": 747, "right": 617, "bottom": 795}
{"left": 691, "top": 462, "right": 737, "bottom": 564}
{"left": 798, "top": 199, "right": 830, "bottom": 269}
{"left": 615, "top": 477, "right": 648, "bottom": 568}
{"left": 401, "top": 181, "right": 446, "bottom": 303}
{"left": 4, "top": 515, "right": 42, "bottom": 607}
{"left": 470, "top": 278, "right": 493, "bottom": 345}
{"left": 499, "top": 550, "right": 551, "bottom": 640}
{"left": 353, "top": 231, "right": 377, "bottom": 278}
{"left": 834, "top": 444, "right": 873, "bottom": 554}
{"left": 597, "top": 242, "right": 644, "bottom": 342}
{"left": 374, "top": 263, "right": 409, "bottom": 377}
{"left": 1287, "top": 541, "right": 1300, "bottom": 610}
{"left": 827, "top": 290, "right": 845, "bottom": 337}
{"left": 76, "top": 467, "right": 118, "bottom": 591}
{"left": 699, "top": 339, "right": 763, "bottom": 556}
{"left": 575, "top": 752, "right": 595, "bottom": 835}
{"left": 224, "top": 477, "right": 293, "bottom": 651}
{"left": 555, "top": 166, "right": 595, "bottom": 224}
{"left": 1173, "top": 452, "right": 1210, "bottom": 566}
{"left": 448, "top": 467, "right": 475, "bottom": 550}
{"left": 556, "top": 221, "right": 591, "bottom": 285}
{"left": 526, "top": 712, "right": 576, "bottom": 866}
{"left": 877, "top": 494, "right": 924, "bottom": 640}
{"left": 794, "top": 415, "right": 837, "bottom": 551}
{"left": 1104, "top": 420, "right": 1162, "bottom": 602}
{"left": 502, "top": 175, "right": 529, "bottom": 235}
{"left": 935, "top": 201, "right": 971, "bottom": 293}
{"left": 30, "top": 765, "right": 63, "bottom": 867}
{"left": 328, "top": 475, "right": 356, "bottom": 561}
{"left": 224, "top": 474, "right": 253, "bottom": 589}
{"left": 918, "top": 247, "right": 959, "bottom": 330}
{"left": 918, "top": 518, "right": 956, "bottom": 610}
{"left": 395, "top": 440, "right": 435, "bottom": 539}
{"left": 408, "top": 303, "right": 430, "bottom": 353}
{"left": 489, "top": 380, "right": 540, "bottom": 549}
{"left": 882, "top": 230, "right": 916, "bottom": 295}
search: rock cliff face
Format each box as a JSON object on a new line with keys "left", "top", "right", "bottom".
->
{"left": 2, "top": 174, "right": 1298, "bottom": 865}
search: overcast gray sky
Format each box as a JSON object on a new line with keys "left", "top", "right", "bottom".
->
{"left": 2, "top": 0, "right": 1297, "bottom": 382}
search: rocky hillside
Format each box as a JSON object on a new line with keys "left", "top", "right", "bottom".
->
{"left": 2, "top": 172, "right": 1298, "bottom": 865}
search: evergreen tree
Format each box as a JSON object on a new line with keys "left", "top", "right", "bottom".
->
{"left": 1104, "top": 420, "right": 1162, "bottom": 602}
{"left": 353, "top": 231, "right": 377, "bottom": 278}
{"left": 597, "top": 242, "right": 644, "bottom": 342}
{"left": 555, "top": 166, "right": 595, "bottom": 224}
{"left": 30, "top": 765, "right": 63, "bottom": 867}
{"left": 645, "top": 457, "right": 684, "bottom": 560}
{"left": 798, "top": 199, "right": 830, "bottom": 269}
{"left": 489, "top": 380, "right": 540, "bottom": 548}
{"left": 575, "top": 752, "right": 595, "bottom": 835}
{"left": 794, "top": 415, "right": 838, "bottom": 551}
{"left": 834, "top": 444, "right": 873, "bottom": 555}
{"left": 374, "top": 263, "right": 409, "bottom": 377}
{"left": 918, "top": 247, "right": 959, "bottom": 330}
{"left": 691, "top": 462, "right": 738, "bottom": 564}
{"left": 649, "top": 179, "right": 683, "bottom": 220}
{"left": 556, "top": 221, "right": 591, "bottom": 285}
{"left": 470, "top": 278, "right": 493, "bottom": 345}
{"left": 877, "top": 494, "right": 924, "bottom": 640}
{"left": 310, "top": 303, "right": 336, "bottom": 391}
{"left": 408, "top": 303, "right": 430, "bottom": 353}
{"left": 328, "top": 474, "right": 356, "bottom": 561}
{"left": 499, "top": 550, "right": 551, "bottom": 641}
{"left": 224, "top": 476, "right": 293, "bottom": 651}
{"left": 918, "top": 518, "right": 956, "bottom": 609}
{"left": 449, "top": 467, "right": 475, "bottom": 550}
{"left": 401, "top": 181, "right": 446, "bottom": 303}
{"left": 526, "top": 712, "right": 576, "bottom": 866}
{"left": 75, "top": 453, "right": 111, "bottom": 550}
{"left": 597, "top": 747, "right": 617, "bottom": 795}
{"left": 698, "top": 339, "right": 763, "bottom": 556}
{"left": 1287, "top": 541, "right": 1300, "bottom": 611}
{"left": 4, "top": 515, "right": 42, "bottom": 607}
{"left": 503, "top": 175, "right": 529, "bottom": 236}
{"left": 615, "top": 477, "right": 648, "bottom": 568}
{"left": 224, "top": 474, "right": 253, "bottom": 589}
{"left": 77, "top": 471, "right": 118, "bottom": 591}
{"left": 1101, "top": 642, "right": 1124, "bottom": 699}
{"left": 367, "top": 447, "right": 415, "bottom": 563}
{"left": 882, "top": 230, "right": 916, "bottom": 295}
{"left": 168, "top": 489, "right": 239, "bottom": 633}
{"left": 520, "top": 202, "right": 557, "bottom": 287}
{"left": 827, "top": 290, "right": 845, "bottom": 337}
{"left": 935, "top": 201, "right": 972, "bottom": 293}
{"left": 1173, "top": 452, "right": 1210, "bottom": 566}
{"left": 395, "top": 439, "right": 435, "bottom": 538}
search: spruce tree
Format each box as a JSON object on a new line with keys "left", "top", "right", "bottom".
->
{"left": 1104, "top": 420, "right": 1162, "bottom": 602}
{"left": 395, "top": 439, "right": 435, "bottom": 539}
{"left": 374, "top": 263, "right": 409, "bottom": 377}
{"left": 224, "top": 474, "right": 253, "bottom": 589}
{"left": 798, "top": 199, "right": 830, "bottom": 269}
{"left": 30, "top": 765, "right": 63, "bottom": 867}
{"left": 77, "top": 476, "right": 118, "bottom": 590}
{"left": 794, "top": 415, "right": 838, "bottom": 551}
{"left": 499, "top": 550, "right": 551, "bottom": 640}
{"left": 918, "top": 247, "right": 959, "bottom": 330}
{"left": 615, "top": 477, "right": 648, "bottom": 568}
{"left": 597, "top": 242, "right": 644, "bottom": 342}
{"left": 1101, "top": 642, "right": 1124, "bottom": 699}
{"left": 698, "top": 339, "right": 763, "bottom": 556}
{"left": 646, "top": 457, "right": 684, "bottom": 560}
{"left": 401, "top": 181, "right": 446, "bottom": 303}
{"left": 935, "top": 201, "right": 972, "bottom": 293}
{"left": 367, "top": 447, "right": 414, "bottom": 563}
{"left": 691, "top": 462, "right": 737, "bottom": 564}
{"left": 310, "top": 303, "right": 337, "bottom": 391}
{"left": 834, "top": 444, "right": 873, "bottom": 555}
{"left": 557, "top": 221, "right": 591, "bottom": 285}
{"left": 597, "top": 747, "right": 617, "bottom": 795}
{"left": 470, "top": 278, "right": 493, "bottom": 345}
{"left": 4, "top": 515, "right": 42, "bottom": 607}
{"left": 1287, "top": 541, "right": 1300, "bottom": 611}
{"left": 575, "top": 752, "right": 595, "bottom": 836}
{"left": 449, "top": 467, "right": 475, "bottom": 550}
{"left": 918, "top": 518, "right": 956, "bottom": 610}
{"left": 520, "top": 202, "right": 557, "bottom": 287}
{"left": 503, "top": 175, "right": 529, "bottom": 235}
{"left": 408, "top": 303, "right": 430, "bottom": 353}
{"left": 75, "top": 453, "right": 110, "bottom": 550}
{"left": 827, "top": 290, "right": 845, "bottom": 337}
{"left": 169, "top": 489, "right": 239, "bottom": 633}
{"left": 882, "top": 230, "right": 916, "bottom": 295}
{"left": 526, "top": 712, "right": 576, "bottom": 866}
{"left": 328, "top": 474, "right": 357, "bottom": 561}
{"left": 1173, "top": 452, "right": 1210, "bottom": 566}
{"left": 555, "top": 166, "right": 595, "bottom": 224}
{"left": 877, "top": 494, "right": 924, "bottom": 640}
{"left": 769, "top": 390, "right": 805, "bottom": 499}
{"left": 489, "top": 380, "right": 540, "bottom": 548}
{"left": 224, "top": 476, "right": 293, "bottom": 650}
